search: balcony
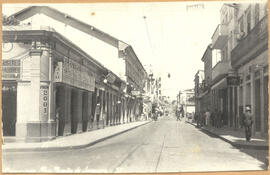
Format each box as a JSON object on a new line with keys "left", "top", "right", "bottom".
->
{"left": 212, "top": 61, "right": 230, "bottom": 81}
{"left": 211, "top": 24, "right": 228, "bottom": 49}
{"left": 2, "top": 25, "right": 56, "bottom": 32}
{"left": 231, "top": 15, "right": 268, "bottom": 69}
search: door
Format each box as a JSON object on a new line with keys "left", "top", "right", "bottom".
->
{"left": 255, "top": 79, "right": 261, "bottom": 132}
{"left": 264, "top": 76, "right": 268, "bottom": 134}
{"left": 2, "top": 82, "right": 17, "bottom": 136}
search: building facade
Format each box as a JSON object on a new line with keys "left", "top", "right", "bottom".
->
{"left": 2, "top": 6, "right": 148, "bottom": 142}
{"left": 195, "top": 2, "right": 268, "bottom": 137}
{"left": 179, "top": 89, "right": 195, "bottom": 115}
{"left": 230, "top": 3, "right": 268, "bottom": 136}
{"left": 194, "top": 70, "right": 204, "bottom": 114}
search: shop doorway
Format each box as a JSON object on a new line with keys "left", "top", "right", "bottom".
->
{"left": 2, "top": 82, "right": 17, "bottom": 136}
{"left": 264, "top": 76, "right": 268, "bottom": 134}
{"left": 255, "top": 79, "right": 261, "bottom": 132}
{"left": 82, "top": 91, "right": 88, "bottom": 132}
{"left": 55, "top": 85, "right": 68, "bottom": 136}
{"left": 71, "top": 89, "right": 78, "bottom": 134}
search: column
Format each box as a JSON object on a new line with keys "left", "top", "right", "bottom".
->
{"left": 250, "top": 71, "right": 255, "bottom": 134}
{"left": 113, "top": 95, "right": 116, "bottom": 125}
{"left": 64, "top": 86, "right": 71, "bottom": 135}
{"left": 99, "top": 89, "right": 104, "bottom": 128}
{"left": 87, "top": 92, "right": 93, "bottom": 131}
{"left": 260, "top": 69, "right": 265, "bottom": 135}
{"left": 109, "top": 93, "right": 112, "bottom": 125}
{"left": 57, "top": 85, "right": 66, "bottom": 136}
{"left": 227, "top": 87, "right": 230, "bottom": 127}
{"left": 82, "top": 91, "right": 89, "bottom": 132}
{"left": 237, "top": 86, "right": 240, "bottom": 128}
{"left": 91, "top": 88, "right": 97, "bottom": 129}
{"left": 106, "top": 92, "right": 109, "bottom": 126}
{"left": 71, "top": 89, "right": 79, "bottom": 134}
{"left": 16, "top": 49, "right": 41, "bottom": 141}
{"left": 232, "top": 86, "right": 235, "bottom": 128}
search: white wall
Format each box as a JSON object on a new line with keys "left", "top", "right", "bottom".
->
{"left": 22, "top": 13, "right": 125, "bottom": 80}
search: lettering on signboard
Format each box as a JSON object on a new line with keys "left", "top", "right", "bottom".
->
{"left": 40, "top": 86, "right": 49, "bottom": 121}
{"left": 2, "top": 59, "right": 21, "bottom": 80}
{"left": 54, "top": 60, "right": 95, "bottom": 91}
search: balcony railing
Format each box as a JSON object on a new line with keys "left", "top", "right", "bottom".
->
{"left": 2, "top": 24, "right": 56, "bottom": 32}
{"left": 212, "top": 61, "right": 230, "bottom": 81}
{"left": 211, "top": 24, "right": 228, "bottom": 49}
{"left": 231, "top": 15, "right": 268, "bottom": 69}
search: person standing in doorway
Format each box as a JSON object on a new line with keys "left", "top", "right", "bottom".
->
{"left": 96, "top": 103, "right": 101, "bottom": 129}
{"left": 244, "top": 106, "right": 253, "bottom": 142}
{"left": 55, "top": 107, "right": 61, "bottom": 136}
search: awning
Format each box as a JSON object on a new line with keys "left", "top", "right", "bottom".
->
{"left": 196, "top": 90, "right": 209, "bottom": 99}
{"left": 211, "top": 77, "right": 227, "bottom": 90}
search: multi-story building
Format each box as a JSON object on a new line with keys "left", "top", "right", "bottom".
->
{"left": 194, "top": 70, "right": 204, "bottom": 113}
{"left": 201, "top": 44, "right": 213, "bottom": 112}
{"left": 196, "top": 2, "right": 268, "bottom": 136}
{"left": 179, "top": 88, "right": 195, "bottom": 115}
{"left": 2, "top": 6, "right": 147, "bottom": 142}
{"left": 230, "top": 2, "right": 268, "bottom": 136}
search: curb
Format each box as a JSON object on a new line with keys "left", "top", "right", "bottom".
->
{"left": 3, "top": 121, "right": 152, "bottom": 153}
{"left": 187, "top": 121, "right": 269, "bottom": 150}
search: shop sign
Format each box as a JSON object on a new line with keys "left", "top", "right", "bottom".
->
{"left": 106, "top": 72, "right": 116, "bottom": 84}
{"left": 54, "top": 62, "right": 63, "bottom": 82}
{"left": 54, "top": 58, "right": 95, "bottom": 92}
{"left": 2, "top": 83, "right": 17, "bottom": 92}
{"left": 2, "top": 59, "right": 21, "bottom": 80}
{"left": 227, "top": 76, "right": 240, "bottom": 86}
{"left": 40, "top": 85, "right": 49, "bottom": 121}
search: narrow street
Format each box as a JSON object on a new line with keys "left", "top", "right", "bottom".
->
{"left": 3, "top": 111, "right": 266, "bottom": 173}
{"left": 2, "top": 2, "right": 269, "bottom": 174}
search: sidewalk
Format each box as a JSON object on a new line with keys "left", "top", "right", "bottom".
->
{"left": 187, "top": 121, "right": 269, "bottom": 150}
{"left": 2, "top": 120, "right": 151, "bottom": 152}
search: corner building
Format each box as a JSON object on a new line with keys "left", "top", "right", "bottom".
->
{"left": 2, "top": 6, "right": 145, "bottom": 142}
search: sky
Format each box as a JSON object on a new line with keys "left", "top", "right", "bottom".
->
{"left": 3, "top": 1, "right": 228, "bottom": 99}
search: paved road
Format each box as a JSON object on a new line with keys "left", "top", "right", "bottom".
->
{"left": 3, "top": 115, "right": 267, "bottom": 173}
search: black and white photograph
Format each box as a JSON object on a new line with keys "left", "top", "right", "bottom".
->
{"left": 1, "top": 0, "right": 269, "bottom": 173}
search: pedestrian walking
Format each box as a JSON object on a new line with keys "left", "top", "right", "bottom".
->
{"left": 243, "top": 106, "right": 253, "bottom": 142}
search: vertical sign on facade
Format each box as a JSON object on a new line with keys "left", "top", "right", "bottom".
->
{"left": 54, "top": 62, "right": 63, "bottom": 82}
{"left": 40, "top": 85, "right": 49, "bottom": 121}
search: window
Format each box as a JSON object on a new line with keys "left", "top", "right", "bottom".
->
{"left": 255, "top": 3, "right": 260, "bottom": 25}
{"left": 229, "top": 31, "right": 233, "bottom": 49}
{"left": 265, "top": 3, "right": 268, "bottom": 15}
{"left": 229, "top": 8, "right": 233, "bottom": 21}
{"left": 247, "top": 9, "right": 251, "bottom": 33}
{"left": 239, "top": 16, "right": 244, "bottom": 33}
{"left": 222, "top": 45, "right": 228, "bottom": 61}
